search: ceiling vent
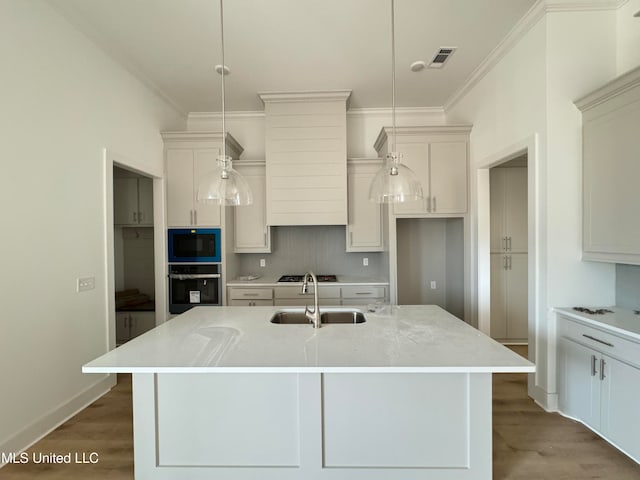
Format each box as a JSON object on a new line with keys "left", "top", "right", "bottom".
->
{"left": 428, "top": 47, "right": 456, "bottom": 69}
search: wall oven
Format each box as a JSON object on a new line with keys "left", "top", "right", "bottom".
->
{"left": 168, "top": 228, "right": 221, "bottom": 263}
{"left": 168, "top": 264, "right": 221, "bottom": 314}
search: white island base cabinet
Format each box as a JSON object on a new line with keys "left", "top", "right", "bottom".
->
{"left": 132, "top": 372, "right": 491, "bottom": 480}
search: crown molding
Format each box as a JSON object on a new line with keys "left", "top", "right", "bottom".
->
{"left": 373, "top": 125, "right": 473, "bottom": 153}
{"left": 258, "top": 90, "right": 352, "bottom": 104}
{"left": 47, "top": 2, "right": 187, "bottom": 120}
{"left": 347, "top": 106, "right": 446, "bottom": 117}
{"left": 444, "top": 0, "right": 623, "bottom": 112}
{"left": 188, "top": 111, "right": 266, "bottom": 121}
{"left": 575, "top": 65, "right": 640, "bottom": 111}
{"left": 160, "top": 131, "right": 244, "bottom": 155}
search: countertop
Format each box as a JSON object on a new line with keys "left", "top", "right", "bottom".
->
{"left": 226, "top": 275, "right": 389, "bottom": 287}
{"left": 83, "top": 305, "right": 535, "bottom": 374}
{"left": 554, "top": 306, "right": 640, "bottom": 342}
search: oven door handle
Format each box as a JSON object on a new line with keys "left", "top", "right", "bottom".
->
{"left": 169, "top": 274, "right": 221, "bottom": 280}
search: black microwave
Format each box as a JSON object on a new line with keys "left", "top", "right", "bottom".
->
{"left": 168, "top": 228, "right": 221, "bottom": 263}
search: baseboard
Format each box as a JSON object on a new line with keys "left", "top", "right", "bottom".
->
{"left": 0, "top": 374, "right": 116, "bottom": 467}
{"left": 529, "top": 383, "right": 558, "bottom": 412}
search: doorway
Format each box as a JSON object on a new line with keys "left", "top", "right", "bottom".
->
{"left": 488, "top": 156, "right": 528, "bottom": 344}
{"left": 113, "top": 166, "right": 156, "bottom": 345}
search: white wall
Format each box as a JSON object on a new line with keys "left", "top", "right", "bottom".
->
{"left": 0, "top": 0, "right": 184, "bottom": 456}
{"left": 446, "top": 7, "right": 619, "bottom": 409}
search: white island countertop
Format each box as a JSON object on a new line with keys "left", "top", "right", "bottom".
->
{"left": 83, "top": 305, "right": 535, "bottom": 374}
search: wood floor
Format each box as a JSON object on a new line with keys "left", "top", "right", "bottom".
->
{"left": 2, "top": 353, "right": 640, "bottom": 479}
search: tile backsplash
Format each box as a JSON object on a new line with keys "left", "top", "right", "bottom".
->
{"left": 235, "top": 225, "right": 387, "bottom": 278}
{"left": 616, "top": 264, "right": 640, "bottom": 310}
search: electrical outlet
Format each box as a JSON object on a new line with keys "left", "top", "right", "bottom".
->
{"left": 430, "top": 281, "right": 437, "bottom": 290}
{"left": 363, "top": 257, "right": 369, "bottom": 266}
{"left": 77, "top": 276, "right": 95, "bottom": 292}
{"left": 259, "top": 258, "right": 266, "bottom": 268}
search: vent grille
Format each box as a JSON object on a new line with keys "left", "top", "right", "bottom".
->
{"left": 428, "top": 47, "right": 456, "bottom": 69}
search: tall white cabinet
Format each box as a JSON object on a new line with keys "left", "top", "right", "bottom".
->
{"left": 490, "top": 163, "right": 528, "bottom": 343}
{"left": 576, "top": 66, "right": 640, "bottom": 265}
{"left": 162, "top": 132, "right": 244, "bottom": 228}
{"left": 232, "top": 160, "right": 271, "bottom": 253}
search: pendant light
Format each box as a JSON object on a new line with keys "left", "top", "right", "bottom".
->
{"left": 369, "top": 0, "right": 423, "bottom": 204}
{"left": 197, "top": 0, "right": 253, "bottom": 206}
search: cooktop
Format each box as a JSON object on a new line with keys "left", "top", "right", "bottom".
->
{"left": 277, "top": 274, "right": 337, "bottom": 283}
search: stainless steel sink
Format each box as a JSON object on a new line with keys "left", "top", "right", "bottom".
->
{"left": 270, "top": 309, "right": 366, "bottom": 325}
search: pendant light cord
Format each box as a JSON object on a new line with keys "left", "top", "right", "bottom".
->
{"left": 390, "top": 0, "right": 396, "bottom": 154}
{"left": 219, "top": 0, "right": 227, "bottom": 159}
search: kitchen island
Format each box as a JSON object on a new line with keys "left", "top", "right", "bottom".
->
{"left": 84, "top": 305, "right": 534, "bottom": 480}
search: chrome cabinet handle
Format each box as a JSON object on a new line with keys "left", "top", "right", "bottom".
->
{"left": 582, "top": 334, "right": 614, "bottom": 347}
{"left": 242, "top": 293, "right": 260, "bottom": 297}
{"left": 591, "top": 355, "right": 597, "bottom": 376}
{"left": 600, "top": 358, "right": 606, "bottom": 381}
{"left": 507, "top": 236, "right": 512, "bottom": 251}
{"left": 194, "top": 209, "right": 198, "bottom": 225}
{"left": 502, "top": 237, "right": 507, "bottom": 251}
{"left": 133, "top": 212, "right": 137, "bottom": 223}
{"left": 508, "top": 256, "right": 512, "bottom": 270}
{"left": 503, "top": 256, "right": 508, "bottom": 270}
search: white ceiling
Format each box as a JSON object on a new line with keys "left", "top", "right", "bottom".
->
{"left": 47, "top": 0, "right": 537, "bottom": 113}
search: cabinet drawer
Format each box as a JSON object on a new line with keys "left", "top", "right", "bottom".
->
{"left": 341, "top": 286, "right": 386, "bottom": 299}
{"left": 559, "top": 315, "right": 640, "bottom": 368}
{"left": 274, "top": 286, "right": 341, "bottom": 300}
{"left": 228, "top": 288, "right": 273, "bottom": 300}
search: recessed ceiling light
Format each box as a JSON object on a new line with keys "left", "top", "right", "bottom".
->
{"left": 410, "top": 60, "right": 426, "bottom": 72}
{"left": 214, "top": 64, "right": 230, "bottom": 75}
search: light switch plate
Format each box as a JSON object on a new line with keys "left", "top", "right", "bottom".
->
{"left": 259, "top": 259, "right": 266, "bottom": 267}
{"left": 77, "top": 276, "right": 95, "bottom": 292}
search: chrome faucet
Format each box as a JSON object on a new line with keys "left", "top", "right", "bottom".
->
{"left": 302, "top": 271, "right": 321, "bottom": 328}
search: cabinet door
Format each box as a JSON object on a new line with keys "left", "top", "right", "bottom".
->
{"left": 193, "top": 149, "right": 221, "bottom": 226}
{"left": 600, "top": 355, "right": 640, "bottom": 462}
{"left": 392, "top": 141, "right": 429, "bottom": 215}
{"left": 114, "top": 178, "right": 139, "bottom": 225}
{"left": 558, "top": 337, "right": 601, "bottom": 430}
{"left": 137, "top": 177, "right": 154, "bottom": 226}
{"left": 583, "top": 98, "right": 640, "bottom": 258}
{"left": 490, "top": 253, "right": 507, "bottom": 339}
{"left": 234, "top": 165, "right": 270, "bottom": 252}
{"left": 506, "top": 253, "right": 528, "bottom": 341}
{"left": 504, "top": 167, "right": 527, "bottom": 253}
{"left": 116, "top": 312, "right": 131, "bottom": 344}
{"left": 166, "top": 149, "right": 195, "bottom": 227}
{"left": 429, "top": 141, "right": 468, "bottom": 214}
{"left": 346, "top": 163, "right": 383, "bottom": 252}
{"left": 130, "top": 312, "right": 156, "bottom": 339}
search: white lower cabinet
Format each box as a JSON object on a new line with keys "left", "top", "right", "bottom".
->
{"left": 227, "top": 287, "right": 274, "bottom": 306}
{"left": 558, "top": 315, "right": 640, "bottom": 462}
{"left": 341, "top": 285, "right": 386, "bottom": 306}
{"left": 116, "top": 311, "right": 155, "bottom": 344}
{"left": 274, "top": 286, "right": 341, "bottom": 306}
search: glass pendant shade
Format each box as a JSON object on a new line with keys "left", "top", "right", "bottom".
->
{"left": 197, "top": 155, "right": 253, "bottom": 206}
{"left": 369, "top": 152, "right": 423, "bottom": 203}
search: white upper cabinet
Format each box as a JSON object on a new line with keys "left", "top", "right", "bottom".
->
{"left": 259, "top": 90, "right": 351, "bottom": 226}
{"left": 162, "top": 132, "right": 244, "bottom": 228}
{"left": 374, "top": 126, "right": 470, "bottom": 216}
{"left": 233, "top": 161, "right": 271, "bottom": 253}
{"left": 576, "top": 66, "right": 640, "bottom": 265}
{"left": 114, "top": 175, "right": 153, "bottom": 226}
{"left": 346, "top": 159, "right": 384, "bottom": 252}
